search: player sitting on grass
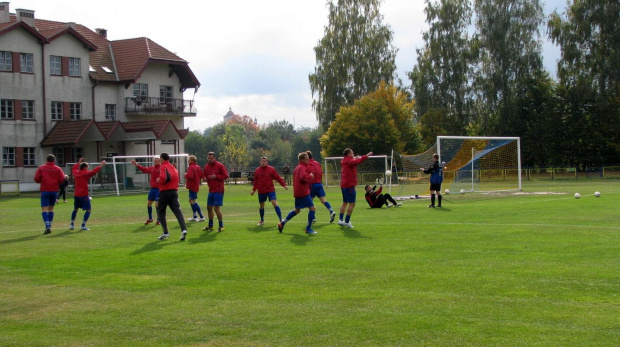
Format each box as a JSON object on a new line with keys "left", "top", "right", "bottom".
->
{"left": 364, "top": 184, "right": 401, "bottom": 208}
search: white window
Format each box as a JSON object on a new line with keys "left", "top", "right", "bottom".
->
{"left": 20, "top": 53, "right": 33, "bottom": 73}
{"left": 133, "top": 83, "right": 148, "bottom": 99}
{"left": 0, "top": 51, "right": 12, "bottom": 71}
{"left": 23, "top": 147, "right": 36, "bottom": 166}
{"left": 105, "top": 104, "right": 116, "bottom": 120}
{"left": 51, "top": 101, "right": 63, "bottom": 121}
{"left": 52, "top": 147, "right": 64, "bottom": 166}
{"left": 50, "top": 56, "right": 61, "bottom": 75}
{"left": 22, "top": 100, "right": 35, "bottom": 120}
{"left": 2, "top": 147, "right": 15, "bottom": 166}
{"left": 1, "top": 99, "right": 14, "bottom": 119}
{"left": 70, "top": 102, "right": 81, "bottom": 120}
{"left": 69, "top": 57, "right": 81, "bottom": 77}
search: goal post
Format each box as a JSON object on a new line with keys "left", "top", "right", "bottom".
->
{"left": 324, "top": 154, "right": 394, "bottom": 188}
{"left": 111, "top": 154, "right": 189, "bottom": 196}
{"left": 436, "top": 136, "right": 521, "bottom": 192}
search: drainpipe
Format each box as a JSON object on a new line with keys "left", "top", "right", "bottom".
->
{"left": 41, "top": 42, "right": 47, "bottom": 136}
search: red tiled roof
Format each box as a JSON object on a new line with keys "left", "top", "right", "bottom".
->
{"left": 2, "top": 14, "right": 199, "bottom": 88}
{"left": 41, "top": 120, "right": 188, "bottom": 146}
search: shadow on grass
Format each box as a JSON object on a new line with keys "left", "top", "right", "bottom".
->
{"left": 188, "top": 230, "right": 220, "bottom": 245}
{"left": 0, "top": 233, "right": 43, "bottom": 245}
{"left": 288, "top": 233, "right": 313, "bottom": 246}
{"left": 131, "top": 239, "right": 177, "bottom": 255}
{"left": 133, "top": 225, "right": 161, "bottom": 233}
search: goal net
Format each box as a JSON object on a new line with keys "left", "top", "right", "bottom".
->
{"left": 111, "top": 154, "right": 189, "bottom": 196}
{"left": 324, "top": 155, "right": 394, "bottom": 188}
{"left": 438, "top": 136, "right": 521, "bottom": 192}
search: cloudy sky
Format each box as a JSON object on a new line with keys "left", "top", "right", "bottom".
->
{"left": 17, "top": 0, "right": 567, "bottom": 131}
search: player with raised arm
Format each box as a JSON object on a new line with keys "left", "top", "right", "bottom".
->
{"left": 131, "top": 157, "right": 161, "bottom": 225}
{"left": 71, "top": 158, "right": 106, "bottom": 231}
{"left": 34, "top": 154, "right": 66, "bottom": 234}
{"left": 420, "top": 153, "right": 443, "bottom": 208}
{"left": 277, "top": 152, "right": 317, "bottom": 234}
{"left": 307, "top": 151, "right": 337, "bottom": 223}
{"left": 185, "top": 155, "right": 205, "bottom": 222}
{"left": 202, "top": 152, "right": 229, "bottom": 232}
{"left": 364, "top": 183, "right": 401, "bottom": 208}
{"left": 251, "top": 156, "right": 288, "bottom": 226}
{"left": 339, "top": 148, "right": 372, "bottom": 228}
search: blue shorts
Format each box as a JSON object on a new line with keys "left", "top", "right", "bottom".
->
{"left": 73, "top": 196, "right": 92, "bottom": 211}
{"left": 294, "top": 195, "right": 314, "bottom": 209}
{"left": 40, "top": 191, "right": 58, "bottom": 207}
{"left": 341, "top": 187, "right": 357, "bottom": 203}
{"left": 147, "top": 188, "right": 160, "bottom": 202}
{"left": 207, "top": 192, "right": 224, "bottom": 206}
{"left": 310, "top": 183, "right": 326, "bottom": 198}
{"left": 258, "top": 191, "right": 277, "bottom": 203}
{"left": 188, "top": 190, "right": 198, "bottom": 200}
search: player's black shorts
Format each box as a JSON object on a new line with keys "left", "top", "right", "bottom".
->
{"left": 430, "top": 183, "right": 442, "bottom": 192}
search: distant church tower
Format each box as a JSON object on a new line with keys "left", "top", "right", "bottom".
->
{"left": 223, "top": 107, "right": 235, "bottom": 123}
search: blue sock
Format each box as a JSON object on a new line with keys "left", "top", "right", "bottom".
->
{"left": 71, "top": 210, "right": 78, "bottom": 224}
{"left": 49, "top": 211, "right": 54, "bottom": 223}
{"left": 82, "top": 211, "right": 91, "bottom": 226}
{"left": 191, "top": 203, "right": 196, "bottom": 217}
{"left": 219, "top": 220, "right": 223, "bottom": 228}
{"left": 324, "top": 201, "right": 333, "bottom": 212}
{"left": 345, "top": 215, "right": 351, "bottom": 223}
{"left": 42, "top": 212, "right": 49, "bottom": 227}
{"left": 339, "top": 213, "right": 344, "bottom": 221}
{"left": 209, "top": 220, "right": 213, "bottom": 228}
{"left": 307, "top": 210, "right": 316, "bottom": 231}
{"left": 194, "top": 203, "right": 203, "bottom": 218}
{"left": 274, "top": 206, "right": 282, "bottom": 221}
{"left": 259, "top": 208, "right": 265, "bottom": 221}
{"left": 147, "top": 206, "right": 153, "bottom": 220}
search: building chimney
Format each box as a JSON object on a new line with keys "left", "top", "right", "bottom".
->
{"left": 0, "top": 2, "right": 11, "bottom": 24}
{"left": 95, "top": 28, "right": 107, "bottom": 38}
{"left": 15, "top": 8, "right": 35, "bottom": 27}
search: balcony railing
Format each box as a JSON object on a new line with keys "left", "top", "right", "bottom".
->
{"left": 125, "top": 97, "right": 197, "bottom": 116}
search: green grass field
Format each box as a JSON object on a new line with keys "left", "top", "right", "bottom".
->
{"left": 1, "top": 180, "right": 618, "bottom": 346}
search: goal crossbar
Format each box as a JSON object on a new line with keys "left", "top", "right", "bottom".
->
{"left": 112, "top": 154, "right": 189, "bottom": 196}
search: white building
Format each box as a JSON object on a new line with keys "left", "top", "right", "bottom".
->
{"left": 0, "top": 2, "right": 200, "bottom": 191}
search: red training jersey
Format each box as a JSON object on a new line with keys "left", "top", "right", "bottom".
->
{"left": 252, "top": 165, "right": 286, "bottom": 194}
{"left": 203, "top": 160, "right": 228, "bottom": 193}
{"left": 34, "top": 162, "right": 66, "bottom": 192}
{"left": 293, "top": 161, "right": 313, "bottom": 198}
{"left": 135, "top": 163, "right": 161, "bottom": 189}
{"left": 158, "top": 160, "right": 179, "bottom": 191}
{"left": 72, "top": 163, "right": 102, "bottom": 197}
{"left": 340, "top": 155, "right": 368, "bottom": 188}
{"left": 185, "top": 162, "right": 204, "bottom": 192}
{"left": 308, "top": 159, "right": 323, "bottom": 184}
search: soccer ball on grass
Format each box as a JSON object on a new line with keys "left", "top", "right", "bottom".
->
{"left": 385, "top": 170, "right": 392, "bottom": 177}
{"left": 444, "top": 189, "right": 450, "bottom": 194}
{"left": 460, "top": 189, "right": 465, "bottom": 194}
{"left": 574, "top": 193, "right": 580, "bottom": 199}
{"left": 594, "top": 191, "right": 601, "bottom": 197}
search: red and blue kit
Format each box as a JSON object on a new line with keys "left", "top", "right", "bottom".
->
{"left": 185, "top": 162, "right": 204, "bottom": 192}
{"left": 293, "top": 161, "right": 313, "bottom": 198}
{"left": 72, "top": 163, "right": 103, "bottom": 197}
{"left": 340, "top": 154, "right": 369, "bottom": 188}
{"left": 203, "top": 160, "right": 229, "bottom": 193}
{"left": 252, "top": 165, "right": 286, "bottom": 194}
{"left": 34, "top": 162, "right": 66, "bottom": 192}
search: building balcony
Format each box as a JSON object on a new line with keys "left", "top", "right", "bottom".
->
{"left": 125, "top": 97, "right": 197, "bottom": 116}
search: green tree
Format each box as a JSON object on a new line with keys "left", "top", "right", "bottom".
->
{"left": 473, "top": 0, "right": 544, "bottom": 135}
{"left": 221, "top": 123, "right": 250, "bottom": 172}
{"left": 409, "top": 0, "right": 474, "bottom": 135}
{"left": 320, "top": 82, "right": 417, "bottom": 156}
{"left": 183, "top": 130, "right": 208, "bottom": 166}
{"left": 548, "top": 0, "right": 620, "bottom": 166}
{"left": 309, "top": 0, "right": 398, "bottom": 129}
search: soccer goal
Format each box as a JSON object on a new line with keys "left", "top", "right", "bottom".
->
{"left": 324, "top": 155, "right": 395, "bottom": 188}
{"left": 111, "top": 154, "right": 189, "bottom": 196}
{"left": 437, "top": 136, "right": 521, "bottom": 193}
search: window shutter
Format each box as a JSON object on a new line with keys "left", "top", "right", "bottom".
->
{"left": 16, "top": 147, "right": 24, "bottom": 167}
{"left": 62, "top": 57, "right": 69, "bottom": 77}
{"left": 63, "top": 102, "right": 70, "bottom": 121}
{"left": 12, "top": 52, "right": 20, "bottom": 72}
{"left": 14, "top": 99, "right": 22, "bottom": 120}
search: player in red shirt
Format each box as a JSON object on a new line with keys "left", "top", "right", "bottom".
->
{"left": 131, "top": 157, "right": 161, "bottom": 225}
{"left": 251, "top": 156, "right": 288, "bottom": 226}
{"left": 71, "top": 158, "right": 106, "bottom": 231}
{"left": 277, "top": 152, "right": 317, "bottom": 235}
{"left": 202, "top": 152, "right": 229, "bottom": 232}
{"left": 185, "top": 155, "right": 205, "bottom": 222}
{"left": 339, "top": 148, "right": 372, "bottom": 228}
{"left": 34, "top": 154, "right": 66, "bottom": 234}
{"left": 306, "top": 151, "right": 337, "bottom": 223}
{"left": 156, "top": 152, "right": 188, "bottom": 241}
